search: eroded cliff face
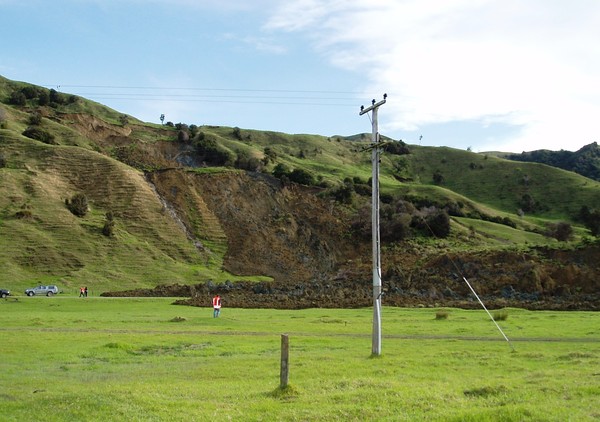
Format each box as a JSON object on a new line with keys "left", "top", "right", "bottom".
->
{"left": 121, "top": 169, "right": 600, "bottom": 310}
{"left": 148, "top": 169, "right": 359, "bottom": 283}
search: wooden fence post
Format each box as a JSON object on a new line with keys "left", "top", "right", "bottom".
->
{"left": 280, "top": 334, "right": 289, "bottom": 388}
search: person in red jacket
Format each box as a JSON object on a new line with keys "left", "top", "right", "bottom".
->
{"left": 212, "top": 294, "right": 222, "bottom": 318}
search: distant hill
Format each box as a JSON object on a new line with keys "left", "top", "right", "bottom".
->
{"left": 503, "top": 142, "right": 600, "bottom": 181}
{"left": 1, "top": 75, "right": 599, "bottom": 309}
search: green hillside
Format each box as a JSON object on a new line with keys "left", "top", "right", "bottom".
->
{"left": 1, "top": 75, "right": 599, "bottom": 296}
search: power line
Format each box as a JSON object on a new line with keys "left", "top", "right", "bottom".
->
{"left": 42, "top": 84, "right": 361, "bottom": 95}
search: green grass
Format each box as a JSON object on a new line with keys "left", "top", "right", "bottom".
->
{"left": 1, "top": 298, "right": 598, "bottom": 421}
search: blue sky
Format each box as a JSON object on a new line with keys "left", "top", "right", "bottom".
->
{"left": 2, "top": 0, "right": 600, "bottom": 153}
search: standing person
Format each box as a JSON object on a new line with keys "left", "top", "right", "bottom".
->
{"left": 79, "top": 287, "right": 85, "bottom": 298}
{"left": 212, "top": 294, "right": 221, "bottom": 318}
{"left": 84, "top": 286, "right": 88, "bottom": 297}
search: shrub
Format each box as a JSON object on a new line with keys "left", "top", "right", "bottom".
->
{"left": 0, "top": 153, "right": 5, "bottom": 168}
{"left": 545, "top": 221, "right": 573, "bottom": 241}
{"left": 9, "top": 91, "right": 26, "bottom": 106}
{"left": 38, "top": 90, "right": 50, "bottom": 106}
{"left": 432, "top": 170, "right": 444, "bottom": 185}
{"left": 66, "top": 193, "right": 89, "bottom": 217}
{"left": 288, "top": 168, "right": 315, "bottom": 186}
{"left": 435, "top": 311, "right": 449, "bottom": 320}
{"left": 235, "top": 151, "right": 261, "bottom": 171}
{"left": 272, "top": 163, "right": 290, "bottom": 179}
{"left": 177, "top": 130, "right": 190, "bottom": 142}
{"left": 263, "top": 147, "right": 277, "bottom": 165}
{"left": 579, "top": 206, "right": 600, "bottom": 236}
{"left": 49, "top": 89, "right": 65, "bottom": 105}
{"left": 232, "top": 127, "right": 242, "bottom": 140}
{"left": 383, "top": 140, "right": 410, "bottom": 155}
{"left": 493, "top": 310, "right": 509, "bottom": 321}
{"left": 102, "top": 211, "right": 115, "bottom": 237}
{"left": 22, "top": 127, "right": 55, "bottom": 144}
{"left": 424, "top": 209, "right": 451, "bottom": 238}
{"left": 331, "top": 183, "right": 354, "bottom": 204}
{"left": 15, "top": 204, "right": 33, "bottom": 219}
{"left": 195, "top": 137, "right": 234, "bottom": 166}
{"left": 29, "top": 111, "right": 43, "bottom": 125}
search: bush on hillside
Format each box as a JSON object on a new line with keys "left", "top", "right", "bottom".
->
{"left": 177, "top": 130, "right": 190, "bottom": 143}
{"left": 102, "top": 211, "right": 115, "bottom": 237}
{"left": 384, "top": 140, "right": 410, "bottom": 156}
{"left": 579, "top": 206, "right": 600, "bottom": 236}
{"left": 545, "top": 221, "right": 573, "bottom": 241}
{"left": 288, "top": 168, "right": 315, "bottom": 186}
{"left": 9, "top": 91, "right": 26, "bottom": 106}
{"left": 235, "top": 151, "right": 262, "bottom": 171}
{"left": 66, "top": 193, "right": 89, "bottom": 217}
{"left": 0, "top": 106, "right": 7, "bottom": 128}
{"left": 22, "top": 127, "right": 55, "bottom": 144}
{"left": 330, "top": 182, "right": 354, "bottom": 204}
{"left": 272, "top": 163, "right": 290, "bottom": 179}
{"left": 194, "top": 136, "right": 234, "bottom": 166}
{"left": 263, "top": 147, "right": 277, "bottom": 165}
{"left": 29, "top": 111, "right": 43, "bottom": 125}
{"left": 49, "top": 89, "right": 65, "bottom": 105}
{"left": 412, "top": 207, "right": 451, "bottom": 238}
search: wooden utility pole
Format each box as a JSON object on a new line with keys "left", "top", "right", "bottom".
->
{"left": 359, "top": 95, "right": 387, "bottom": 356}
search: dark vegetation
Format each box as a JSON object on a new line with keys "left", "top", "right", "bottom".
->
{"left": 505, "top": 142, "right": 600, "bottom": 181}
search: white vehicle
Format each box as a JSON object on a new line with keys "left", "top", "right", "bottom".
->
{"left": 25, "top": 285, "right": 59, "bottom": 297}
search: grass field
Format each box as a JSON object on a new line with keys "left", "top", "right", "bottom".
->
{"left": 1, "top": 297, "right": 598, "bottom": 421}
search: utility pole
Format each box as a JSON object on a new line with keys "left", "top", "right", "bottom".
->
{"left": 359, "top": 94, "right": 387, "bottom": 356}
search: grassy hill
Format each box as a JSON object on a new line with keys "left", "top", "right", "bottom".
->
{"left": 1, "top": 75, "right": 599, "bottom": 304}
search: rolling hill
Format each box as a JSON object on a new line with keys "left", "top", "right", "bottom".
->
{"left": 1, "top": 75, "right": 599, "bottom": 309}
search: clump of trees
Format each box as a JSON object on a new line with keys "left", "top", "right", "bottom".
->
{"left": 351, "top": 198, "right": 451, "bottom": 241}
{"left": 272, "top": 163, "right": 316, "bottom": 186}
{"left": 9, "top": 86, "right": 76, "bottom": 108}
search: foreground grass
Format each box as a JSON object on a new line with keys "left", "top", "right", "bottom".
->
{"left": 0, "top": 298, "right": 598, "bottom": 421}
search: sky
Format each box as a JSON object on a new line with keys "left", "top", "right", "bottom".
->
{"left": 2, "top": 0, "right": 600, "bottom": 153}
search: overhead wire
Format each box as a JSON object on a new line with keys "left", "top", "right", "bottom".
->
{"left": 40, "top": 83, "right": 363, "bottom": 107}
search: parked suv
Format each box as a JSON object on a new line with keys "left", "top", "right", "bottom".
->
{"left": 25, "top": 285, "right": 59, "bottom": 297}
{"left": 0, "top": 288, "right": 9, "bottom": 298}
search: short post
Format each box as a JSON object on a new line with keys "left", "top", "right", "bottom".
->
{"left": 280, "top": 334, "right": 289, "bottom": 388}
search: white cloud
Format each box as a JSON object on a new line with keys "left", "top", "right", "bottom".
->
{"left": 265, "top": 0, "right": 600, "bottom": 151}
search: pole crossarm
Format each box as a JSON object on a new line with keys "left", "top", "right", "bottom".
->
{"left": 359, "top": 98, "right": 386, "bottom": 116}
